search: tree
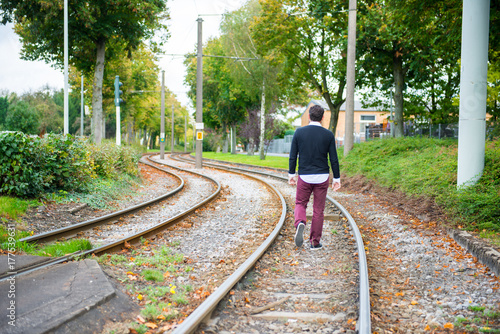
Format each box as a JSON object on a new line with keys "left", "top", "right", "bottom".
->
{"left": 5, "top": 101, "right": 40, "bottom": 134}
{"left": 358, "top": 0, "right": 462, "bottom": 136}
{"left": 221, "top": 0, "right": 287, "bottom": 158}
{"left": 251, "top": 0, "right": 350, "bottom": 135}
{"left": 0, "top": 95, "right": 9, "bottom": 130}
{"left": 0, "top": 0, "right": 169, "bottom": 143}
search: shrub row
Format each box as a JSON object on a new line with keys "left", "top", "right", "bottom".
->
{"left": 0, "top": 131, "right": 142, "bottom": 198}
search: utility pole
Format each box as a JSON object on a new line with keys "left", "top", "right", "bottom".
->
{"left": 457, "top": 0, "right": 490, "bottom": 187}
{"left": 195, "top": 17, "right": 203, "bottom": 169}
{"left": 80, "top": 75, "right": 84, "bottom": 136}
{"left": 63, "top": 0, "right": 69, "bottom": 135}
{"left": 171, "top": 103, "right": 175, "bottom": 154}
{"left": 114, "top": 76, "right": 123, "bottom": 146}
{"left": 160, "top": 70, "right": 166, "bottom": 159}
{"left": 344, "top": 0, "right": 357, "bottom": 155}
{"left": 259, "top": 78, "right": 265, "bottom": 160}
{"left": 184, "top": 115, "right": 187, "bottom": 153}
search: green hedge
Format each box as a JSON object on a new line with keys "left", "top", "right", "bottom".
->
{"left": 0, "top": 132, "right": 142, "bottom": 198}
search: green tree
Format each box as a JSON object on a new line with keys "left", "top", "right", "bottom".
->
{"left": 5, "top": 101, "right": 40, "bottom": 134}
{"left": 358, "top": 0, "right": 463, "bottom": 135}
{"left": 0, "top": 0, "right": 169, "bottom": 144}
{"left": 0, "top": 95, "right": 9, "bottom": 129}
{"left": 251, "top": 0, "right": 349, "bottom": 135}
{"left": 221, "top": 0, "right": 288, "bottom": 158}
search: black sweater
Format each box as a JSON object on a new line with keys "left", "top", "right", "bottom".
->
{"left": 288, "top": 124, "right": 340, "bottom": 179}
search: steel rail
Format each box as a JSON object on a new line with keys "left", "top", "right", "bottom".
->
{"left": 174, "top": 153, "right": 371, "bottom": 334}
{"left": 19, "top": 157, "right": 184, "bottom": 244}
{"left": 157, "top": 155, "right": 287, "bottom": 334}
{"left": 0, "top": 157, "right": 221, "bottom": 281}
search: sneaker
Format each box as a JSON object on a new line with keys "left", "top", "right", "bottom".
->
{"left": 294, "top": 222, "right": 305, "bottom": 247}
{"left": 310, "top": 242, "right": 323, "bottom": 250}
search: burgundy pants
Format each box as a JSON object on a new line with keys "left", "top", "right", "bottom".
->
{"left": 294, "top": 176, "right": 329, "bottom": 246}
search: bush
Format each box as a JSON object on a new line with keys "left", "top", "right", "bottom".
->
{"left": 89, "top": 141, "right": 141, "bottom": 178}
{"left": 0, "top": 131, "right": 45, "bottom": 197}
{"left": 38, "top": 134, "right": 95, "bottom": 192}
{"left": 0, "top": 132, "right": 141, "bottom": 198}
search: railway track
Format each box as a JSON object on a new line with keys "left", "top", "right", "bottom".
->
{"left": 154, "top": 153, "right": 371, "bottom": 334}
{"left": 1, "top": 153, "right": 370, "bottom": 334}
{"left": 0, "top": 155, "right": 221, "bottom": 281}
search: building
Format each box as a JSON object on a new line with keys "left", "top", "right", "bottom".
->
{"left": 300, "top": 99, "right": 389, "bottom": 142}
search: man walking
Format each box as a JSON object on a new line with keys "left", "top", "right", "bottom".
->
{"left": 288, "top": 105, "right": 341, "bottom": 250}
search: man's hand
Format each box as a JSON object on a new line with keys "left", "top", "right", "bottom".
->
{"left": 288, "top": 174, "right": 297, "bottom": 186}
{"left": 332, "top": 180, "right": 341, "bottom": 191}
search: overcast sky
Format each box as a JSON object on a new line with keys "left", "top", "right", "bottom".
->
{"left": 0, "top": 0, "right": 248, "bottom": 111}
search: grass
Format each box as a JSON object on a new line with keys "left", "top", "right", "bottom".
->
{"left": 0, "top": 224, "right": 93, "bottom": 256}
{"left": 131, "top": 246, "right": 184, "bottom": 271}
{"left": 33, "top": 239, "right": 93, "bottom": 257}
{"left": 65, "top": 174, "right": 143, "bottom": 209}
{"left": 202, "top": 152, "right": 289, "bottom": 169}
{"left": 0, "top": 197, "right": 40, "bottom": 220}
{"left": 142, "top": 269, "right": 164, "bottom": 282}
{"left": 454, "top": 306, "right": 500, "bottom": 333}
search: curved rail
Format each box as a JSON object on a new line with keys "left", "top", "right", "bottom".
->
{"left": 152, "top": 154, "right": 287, "bottom": 334}
{"left": 20, "top": 157, "right": 183, "bottom": 244}
{"left": 0, "top": 157, "right": 221, "bottom": 281}
{"left": 174, "top": 153, "right": 371, "bottom": 334}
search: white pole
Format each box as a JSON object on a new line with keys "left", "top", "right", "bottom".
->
{"left": 457, "top": 0, "right": 490, "bottom": 187}
{"left": 80, "top": 74, "right": 84, "bottom": 136}
{"left": 160, "top": 71, "right": 165, "bottom": 159}
{"left": 115, "top": 105, "right": 121, "bottom": 146}
{"left": 259, "top": 78, "right": 265, "bottom": 160}
{"left": 195, "top": 18, "right": 203, "bottom": 169}
{"left": 344, "top": 0, "right": 357, "bottom": 155}
{"left": 171, "top": 103, "right": 175, "bottom": 153}
{"left": 63, "top": 0, "right": 69, "bottom": 135}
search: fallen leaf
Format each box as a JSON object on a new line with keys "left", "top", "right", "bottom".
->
{"left": 145, "top": 322, "right": 158, "bottom": 329}
{"left": 411, "top": 300, "right": 418, "bottom": 305}
{"left": 443, "top": 323, "right": 454, "bottom": 329}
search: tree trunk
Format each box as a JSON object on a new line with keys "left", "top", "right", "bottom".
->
{"left": 92, "top": 38, "right": 106, "bottom": 144}
{"left": 393, "top": 46, "right": 405, "bottom": 137}
{"left": 222, "top": 133, "right": 229, "bottom": 153}
{"left": 325, "top": 82, "right": 346, "bottom": 137}
{"left": 127, "top": 119, "right": 133, "bottom": 145}
{"left": 247, "top": 138, "right": 255, "bottom": 156}
{"left": 259, "top": 78, "right": 265, "bottom": 160}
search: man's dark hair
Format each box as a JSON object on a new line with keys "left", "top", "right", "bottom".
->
{"left": 309, "top": 105, "right": 324, "bottom": 122}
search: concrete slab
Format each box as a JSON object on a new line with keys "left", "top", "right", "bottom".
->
{"left": 0, "top": 255, "right": 52, "bottom": 276}
{"left": 0, "top": 259, "right": 115, "bottom": 334}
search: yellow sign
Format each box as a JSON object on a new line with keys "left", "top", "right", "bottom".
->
{"left": 196, "top": 131, "right": 203, "bottom": 140}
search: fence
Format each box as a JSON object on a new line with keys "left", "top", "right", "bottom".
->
{"left": 267, "top": 122, "right": 469, "bottom": 153}
{"left": 266, "top": 135, "right": 293, "bottom": 154}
